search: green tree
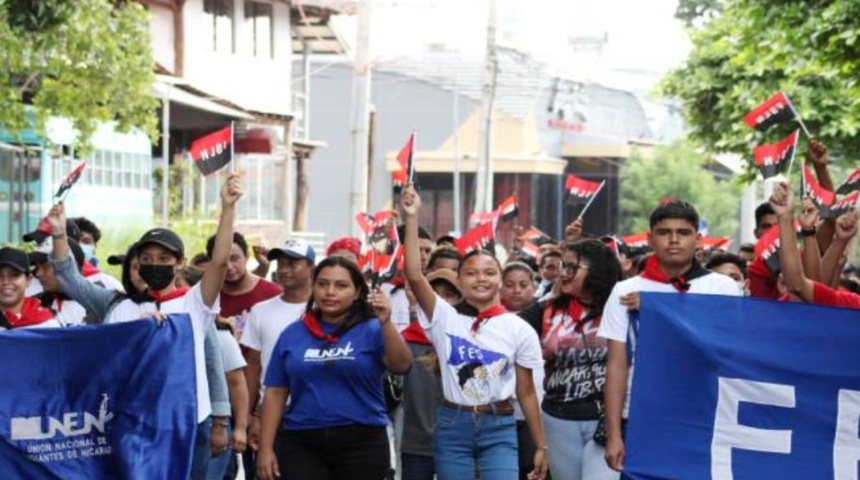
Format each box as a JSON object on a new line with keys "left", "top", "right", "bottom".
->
{"left": 620, "top": 141, "right": 741, "bottom": 236}
{"left": 0, "top": 0, "right": 157, "bottom": 147}
{"left": 662, "top": 0, "right": 860, "bottom": 177}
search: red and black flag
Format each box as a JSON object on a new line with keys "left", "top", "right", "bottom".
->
{"left": 802, "top": 165, "right": 835, "bottom": 216}
{"left": 622, "top": 231, "right": 649, "bottom": 249}
{"left": 519, "top": 240, "right": 540, "bottom": 260}
{"left": 743, "top": 92, "right": 797, "bottom": 131}
{"left": 825, "top": 192, "right": 859, "bottom": 220}
{"left": 356, "top": 210, "right": 397, "bottom": 236}
{"left": 393, "top": 131, "right": 415, "bottom": 192}
{"left": 54, "top": 162, "right": 86, "bottom": 200}
{"left": 519, "top": 227, "right": 553, "bottom": 245}
{"left": 565, "top": 174, "right": 604, "bottom": 217}
{"left": 754, "top": 225, "right": 782, "bottom": 274}
{"left": 698, "top": 236, "right": 732, "bottom": 251}
{"left": 836, "top": 166, "right": 860, "bottom": 195}
{"left": 753, "top": 130, "right": 799, "bottom": 179}
{"left": 455, "top": 221, "right": 495, "bottom": 256}
{"left": 190, "top": 125, "right": 233, "bottom": 176}
{"left": 496, "top": 195, "right": 519, "bottom": 222}
{"left": 371, "top": 244, "right": 404, "bottom": 286}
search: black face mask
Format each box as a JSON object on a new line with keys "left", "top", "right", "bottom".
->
{"left": 138, "top": 264, "right": 176, "bottom": 291}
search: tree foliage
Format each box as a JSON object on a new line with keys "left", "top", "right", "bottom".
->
{"left": 0, "top": 0, "right": 157, "bottom": 148}
{"left": 620, "top": 141, "right": 741, "bottom": 236}
{"left": 662, "top": 0, "right": 860, "bottom": 177}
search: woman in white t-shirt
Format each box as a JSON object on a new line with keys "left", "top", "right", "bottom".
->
{"left": 400, "top": 184, "right": 548, "bottom": 480}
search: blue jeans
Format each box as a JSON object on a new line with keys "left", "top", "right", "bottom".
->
{"left": 190, "top": 417, "right": 212, "bottom": 480}
{"left": 401, "top": 453, "right": 435, "bottom": 480}
{"left": 433, "top": 406, "right": 517, "bottom": 480}
{"left": 206, "top": 423, "right": 233, "bottom": 480}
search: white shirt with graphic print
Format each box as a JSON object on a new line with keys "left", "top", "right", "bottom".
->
{"left": 597, "top": 272, "right": 741, "bottom": 418}
{"left": 417, "top": 295, "right": 543, "bottom": 406}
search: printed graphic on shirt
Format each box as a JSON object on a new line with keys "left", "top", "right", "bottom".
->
{"left": 447, "top": 334, "right": 511, "bottom": 402}
{"left": 541, "top": 305, "right": 607, "bottom": 403}
{"left": 303, "top": 342, "right": 356, "bottom": 364}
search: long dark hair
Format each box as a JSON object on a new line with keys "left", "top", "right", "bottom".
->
{"left": 552, "top": 239, "right": 621, "bottom": 313}
{"left": 305, "top": 256, "right": 374, "bottom": 334}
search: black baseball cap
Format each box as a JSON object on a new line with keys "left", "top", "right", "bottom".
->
{"left": 28, "top": 239, "right": 85, "bottom": 271}
{"left": 0, "top": 247, "right": 30, "bottom": 273}
{"left": 23, "top": 219, "right": 81, "bottom": 244}
{"left": 137, "top": 228, "right": 184, "bottom": 257}
{"left": 107, "top": 253, "right": 126, "bottom": 266}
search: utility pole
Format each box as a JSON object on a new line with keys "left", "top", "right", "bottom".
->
{"left": 348, "top": 0, "right": 372, "bottom": 236}
{"left": 452, "top": 84, "right": 462, "bottom": 234}
{"left": 474, "top": 0, "right": 498, "bottom": 213}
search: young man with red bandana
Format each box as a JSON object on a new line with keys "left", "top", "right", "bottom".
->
{"left": 597, "top": 200, "right": 742, "bottom": 473}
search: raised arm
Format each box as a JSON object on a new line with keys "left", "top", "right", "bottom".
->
{"left": 201, "top": 174, "right": 243, "bottom": 308}
{"left": 821, "top": 212, "right": 858, "bottom": 287}
{"left": 799, "top": 198, "right": 822, "bottom": 282}
{"left": 771, "top": 182, "right": 814, "bottom": 301}
{"left": 400, "top": 184, "right": 437, "bottom": 319}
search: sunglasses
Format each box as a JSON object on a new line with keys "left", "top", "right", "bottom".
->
{"left": 562, "top": 262, "right": 588, "bottom": 275}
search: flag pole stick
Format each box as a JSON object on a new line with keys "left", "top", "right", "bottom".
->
{"left": 787, "top": 96, "right": 812, "bottom": 138}
{"left": 577, "top": 180, "right": 606, "bottom": 220}
{"left": 229, "top": 121, "right": 236, "bottom": 174}
{"left": 784, "top": 131, "right": 801, "bottom": 180}
{"left": 409, "top": 128, "right": 417, "bottom": 184}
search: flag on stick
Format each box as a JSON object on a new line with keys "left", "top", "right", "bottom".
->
{"left": 496, "top": 195, "right": 519, "bottom": 222}
{"left": 622, "top": 231, "right": 649, "bottom": 249}
{"left": 565, "top": 174, "right": 604, "bottom": 218}
{"left": 753, "top": 130, "right": 799, "bottom": 180}
{"left": 754, "top": 225, "right": 782, "bottom": 274}
{"left": 455, "top": 221, "right": 496, "bottom": 256}
{"left": 825, "top": 192, "right": 860, "bottom": 220}
{"left": 744, "top": 91, "right": 809, "bottom": 135}
{"left": 393, "top": 131, "right": 415, "bottom": 191}
{"left": 190, "top": 125, "right": 233, "bottom": 176}
{"left": 54, "top": 162, "right": 86, "bottom": 200}
{"left": 519, "top": 227, "right": 553, "bottom": 244}
{"left": 836, "top": 166, "right": 860, "bottom": 195}
{"left": 802, "top": 165, "right": 835, "bottom": 216}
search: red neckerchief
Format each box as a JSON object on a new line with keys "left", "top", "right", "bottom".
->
{"left": 471, "top": 304, "right": 508, "bottom": 335}
{"left": 82, "top": 262, "right": 100, "bottom": 278}
{"left": 401, "top": 321, "right": 431, "bottom": 345}
{"left": 302, "top": 311, "right": 340, "bottom": 343}
{"left": 4, "top": 297, "right": 55, "bottom": 328}
{"left": 146, "top": 287, "right": 189, "bottom": 304}
{"left": 640, "top": 256, "right": 700, "bottom": 293}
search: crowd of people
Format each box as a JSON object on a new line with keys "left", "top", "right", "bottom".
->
{"left": 0, "top": 138, "right": 858, "bottom": 480}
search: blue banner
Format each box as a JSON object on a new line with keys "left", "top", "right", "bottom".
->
{"left": 0, "top": 315, "right": 197, "bottom": 479}
{"left": 625, "top": 293, "right": 860, "bottom": 480}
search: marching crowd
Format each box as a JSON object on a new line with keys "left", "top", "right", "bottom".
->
{"left": 0, "top": 137, "right": 858, "bottom": 480}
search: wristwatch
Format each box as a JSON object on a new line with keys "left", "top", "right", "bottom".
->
{"left": 799, "top": 228, "right": 817, "bottom": 237}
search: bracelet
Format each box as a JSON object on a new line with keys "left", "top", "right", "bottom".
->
{"left": 51, "top": 233, "right": 66, "bottom": 240}
{"left": 799, "top": 228, "right": 817, "bottom": 237}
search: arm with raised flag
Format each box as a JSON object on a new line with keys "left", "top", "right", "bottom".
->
{"left": 400, "top": 184, "right": 436, "bottom": 320}
{"left": 821, "top": 212, "right": 858, "bottom": 288}
{"left": 808, "top": 138, "right": 837, "bottom": 252}
{"left": 200, "top": 173, "right": 243, "bottom": 308}
{"left": 799, "top": 198, "right": 822, "bottom": 282}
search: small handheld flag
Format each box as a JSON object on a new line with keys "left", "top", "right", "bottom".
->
{"left": 190, "top": 126, "right": 233, "bottom": 176}
{"left": 697, "top": 236, "right": 732, "bottom": 251}
{"left": 754, "top": 225, "right": 782, "bottom": 274}
{"left": 744, "top": 91, "right": 810, "bottom": 136}
{"left": 621, "top": 231, "right": 649, "bottom": 249}
{"left": 54, "top": 162, "right": 86, "bottom": 200}
{"left": 753, "top": 130, "right": 799, "bottom": 180}
{"left": 825, "top": 191, "right": 859, "bottom": 220}
{"left": 518, "top": 227, "right": 553, "bottom": 244}
{"left": 455, "top": 221, "right": 496, "bottom": 256}
{"left": 836, "top": 166, "right": 860, "bottom": 195}
{"left": 519, "top": 240, "right": 540, "bottom": 260}
{"left": 393, "top": 131, "right": 415, "bottom": 192}
{"left": 496, "top": 195, "right": 519, "bottom": 222}
{"left": 565, "top": 174, "right": 604, "bottom": 219}
{"left": 802, "top": 166, "right": 835, "bottom": 216}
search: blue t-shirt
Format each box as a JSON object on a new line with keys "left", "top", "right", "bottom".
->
{"left": 264, "top": 317, "right": 388, "bottom": 430}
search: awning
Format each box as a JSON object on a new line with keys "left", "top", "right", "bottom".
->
{"left": 152, "top": 78, "right": 255, "bottom": 121}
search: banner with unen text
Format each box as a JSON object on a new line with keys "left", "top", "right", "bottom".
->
{"left": 0, "top": 315, "right": 197, "bottom": 479}
{"left": 624, "top": 293, "right": 860, "bottom": 480}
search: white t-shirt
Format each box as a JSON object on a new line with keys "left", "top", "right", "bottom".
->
{"left": 597, "top": 272, "right": 742, "bottom": 417}
{"left": 417, "top": 296, "right": 543, "bottom": 406}
{"left": 106, "top": 284, "right": 218, "bottom": 423}
{"left": 51, "top": 298, "right": 87, "bottom": 327}
{"left": 382, "top": 284, "right": 412, "bottom": 333}
{"left": 217, "top": 329, "right": 247, "bottom": 372}
{"left": 85, "top": 271, "right": 124, "bottom": 293}
{"left": 240, "top": 296, "right": 305, "bottom": 381}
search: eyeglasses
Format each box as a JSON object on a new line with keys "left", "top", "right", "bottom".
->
{"left": 562, "top": 262, "right": 588, "bottom": 275}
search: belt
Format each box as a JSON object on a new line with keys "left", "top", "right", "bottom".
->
{"left": 442, "top": 399, "right": 515, "bottom": 415}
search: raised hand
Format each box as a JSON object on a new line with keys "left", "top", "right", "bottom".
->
{"left": 835, "top": 210, "right": 858, "bottom": 241}
{"left": 399, "top": 183, "right": 421, "bottom": 217}
{"left": 46, "top": 203, "right": 66, "bottom": 235}
{"left": 368, "top": 288, "right": 392, "bottom": 325}
{"left": 564, "top": 217, "right": 584, "bottom": 242}
{"left": 221, "top": 172, "right": 243, "bottom": 207}
{"left": 769, "top": 182, "right": 793, "bottom": 218}
{"left": 799, "top": 198, "right": 819, "bottom": 230}
{"left": 807, "top": 137, "right": 828, "bottom": 166}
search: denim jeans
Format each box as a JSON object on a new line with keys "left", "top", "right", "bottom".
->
{"left": 190, "top": 417, "right": 213, "bottom": 480}
{"left": 401, "top": 453, "right": 435, "bottom": 480}
{"left": 541, "top": 412, "right": 619, "bottom": 480}
{"left": 433, "top": 406, "right": 518, "bottom": 480}
{"left": 206, "top": 423, "right": 232, "bottom": 480}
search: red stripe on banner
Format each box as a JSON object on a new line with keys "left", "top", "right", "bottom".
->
{"left": 190, "top": 126, "right": 232, "bottom": 162}
{"left": 565, "top": 174, "right": 602, "bottom": 198}
{"left": 743, "top": 91, "right": 793, "bottom": 130}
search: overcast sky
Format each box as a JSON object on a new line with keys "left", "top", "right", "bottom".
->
{"left": 331, "top": 0, "right": 691, "bottom": 79}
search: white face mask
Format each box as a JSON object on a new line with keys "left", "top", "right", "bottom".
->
{"left": 80, "top": 243, "right": 96, "bottom": 260}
